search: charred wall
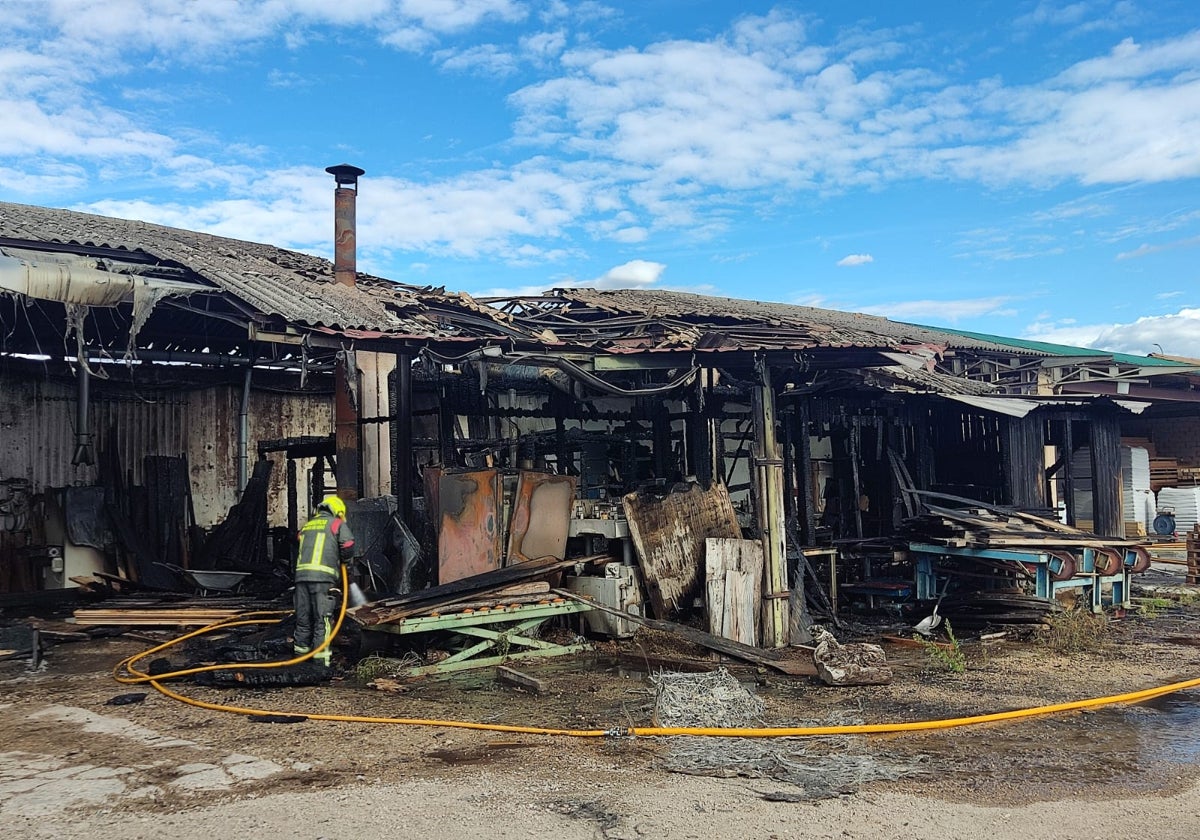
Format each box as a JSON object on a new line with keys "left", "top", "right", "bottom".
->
{"left": 0, "top": 368, "right": 332, "bottom": 529}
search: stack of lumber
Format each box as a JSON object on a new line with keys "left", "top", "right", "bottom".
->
{"left": 72, "top": 596, "right": 274, "bottom": 626}
{"left": 901, "top": 497, "right": 1143, "bottom": 550}
{"left": 351, "top": 554, "right": 602, "bottom": 626}
{"left": 1150, "top": 457, "right": 1180, "bottom": 492}
{"left": 1178, "top": 466, "right": 1200, "bottom": 484}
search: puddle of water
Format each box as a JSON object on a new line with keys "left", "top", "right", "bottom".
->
{"left": 1119, "top": 689, "right": 1200, "bottom": 764}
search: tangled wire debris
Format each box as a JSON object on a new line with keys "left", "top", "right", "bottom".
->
{"left": 652, "top": 668, "right": 765, "bottom": 728}
{"left": 651, "top": 669, "right": 924, "bottom": 799}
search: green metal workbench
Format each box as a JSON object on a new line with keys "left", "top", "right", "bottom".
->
{"left": 365, "top": 599, "right": 593, "bottom": 677}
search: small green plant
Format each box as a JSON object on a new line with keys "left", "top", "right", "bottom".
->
{"left": 1134, "top": 597, "right": 1174, "bottom": 619}
{"left": 1039, "top": 609, "right": 1108, "bottom": 654}
{"left": 354, "top": 654, "right": 403, "bottom": 682}
{"left": 920, "top": 619, "right": 966, "bottom": 673}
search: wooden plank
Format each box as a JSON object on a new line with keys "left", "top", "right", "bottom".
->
{"left": 72, "top": 607, "right": 242, "bottom": 626}
{"left": 623, "top": 482, "right": 742, "bottom": 619}
{"left": 495, "top": 666, "right": 546, "bottom": 694}
{"left": 705, "top": 537, "right": 763, "bottom": 646}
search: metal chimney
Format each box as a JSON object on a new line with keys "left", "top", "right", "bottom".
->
{"left": 325, "top": 164, "right": 365, "bottom": 287}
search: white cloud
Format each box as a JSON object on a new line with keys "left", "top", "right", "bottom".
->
{"left": 1014, "top": 2, "right": 1090, "bottom": 30}
{"left": 520, "top": 29, "right": 567, "bottom": 63}
{"left": 398, "top": 0, "right": 526, "bottom": 33}
{"left": 860, "top": 296, "right": 1018, "bottom": 322}
{"left": 1116, "top": 234, "right": 1200, "bottom": 260}
{"left": 1024, "top": 308, "right": 1200, "bottom": 356}
{"left": 0, "top": 97, "right": 177, "bottom": 160}
{"left": 837, "top": 253, "right": 874, "bottom": 266}
{"left": 266, "top": 69, "right": 311, "bottom": 88}
{"left": 584, "top": 259, "right": 667, "bottom": 289}
{"left": 81, "top": 162, "right": 602, "bottom": 261}
{"left": 436, "top": 43, "right": 519, "bottom": 75}
{"left": 4, "top": 5, "right": 1200, "bottom": 266}
{"left": 509, "top": 22, "right": 1200, "bottom": 223}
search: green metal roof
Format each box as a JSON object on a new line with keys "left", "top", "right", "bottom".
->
{"left": 905, "top": 324, "right": 1194, "bottom": 368}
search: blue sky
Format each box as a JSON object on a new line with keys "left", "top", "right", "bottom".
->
{"left": 3, "top": 1, "right": 1200, "bottom": 355}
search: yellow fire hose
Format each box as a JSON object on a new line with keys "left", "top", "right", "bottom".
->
{"left": 114, "top": 565, "right": 1200, "bottom": 738}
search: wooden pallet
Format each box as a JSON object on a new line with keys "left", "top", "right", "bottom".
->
{"left": 1150, "top": 457, "right": 1179, "bottom": 491}
{"left": 1121, "top": 437, "right": 1157, "bottom": 456}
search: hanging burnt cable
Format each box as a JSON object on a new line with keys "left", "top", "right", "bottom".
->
{"left": 420, "top": 344, "right": 509, "bottom": 365}
{"left": 419, "top": 345, "right": 699, "bottom": 398}
{"left": 545, "top": 356, "right": 699, "bottom": 397}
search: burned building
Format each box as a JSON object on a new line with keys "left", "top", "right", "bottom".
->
{"left": 2, "top": 193, "right": 1198, "bottom": 655}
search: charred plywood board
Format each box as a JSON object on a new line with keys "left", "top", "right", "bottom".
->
{"left": 622, "top": 483, "right": 742, "bottom": 619}
{"left": 507, "top": 472, "right": 577, "bottom": 565}
{"left": 438, "top": 469, "right": 503, "bottom": 584}
{"left": 705, "top": 538, "right": 763, "bottom": 647}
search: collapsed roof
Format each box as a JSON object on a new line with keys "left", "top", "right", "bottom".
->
{"left": 0, "top": 201, "right": 1192, "bottom": 401}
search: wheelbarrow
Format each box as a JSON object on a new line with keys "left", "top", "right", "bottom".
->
{"left": 159, "top": 563, "right": 252, "bottom": 595}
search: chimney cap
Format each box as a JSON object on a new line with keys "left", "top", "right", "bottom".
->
{"left": 326, "top": 163, "right": 365, "bottom": 185}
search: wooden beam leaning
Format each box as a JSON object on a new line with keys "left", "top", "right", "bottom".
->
{"left": 554, "top": 589, "right": 815, "bottom": 676}
{"left": 752, "top": 360, "right": 789, "bottom": 648}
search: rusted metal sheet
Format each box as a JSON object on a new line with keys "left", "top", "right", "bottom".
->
{"left": 438, "top": 469, "right": 503, "bottom": 584}
{"left": 622, "top": 482, "right": 742, "bottom": 619}
{"left": 506, "top": 471, "right": 576, "bottom": 565}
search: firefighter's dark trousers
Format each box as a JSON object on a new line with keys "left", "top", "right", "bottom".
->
{"left": 293, "top": 579, "right": 335, "bottom": 665}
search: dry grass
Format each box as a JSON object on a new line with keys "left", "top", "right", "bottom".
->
{"left": 1038, "top": 609, "right": 1109, "bottom": 654}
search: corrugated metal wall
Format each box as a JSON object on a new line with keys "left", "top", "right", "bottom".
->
{"left": 0, "top": 370, "right": 332, "bottom": 528}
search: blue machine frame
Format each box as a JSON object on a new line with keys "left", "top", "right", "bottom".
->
{"left": 909, "top": 542, "right": 1134, "bottom": 612}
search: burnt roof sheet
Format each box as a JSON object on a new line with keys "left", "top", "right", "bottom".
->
{"left": 523, "top": 288, "right": 1027, "bottom": 354}
{"left": 0, "top": 201, "right": 440, "bottom": 334}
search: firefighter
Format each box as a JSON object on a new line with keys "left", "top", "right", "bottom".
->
{"left": 293, "top": 494, "right": 356, "bottom": 666}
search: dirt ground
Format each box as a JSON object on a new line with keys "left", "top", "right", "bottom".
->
{"left": 6, "top": 570, "right": 1200, "bottom": 839}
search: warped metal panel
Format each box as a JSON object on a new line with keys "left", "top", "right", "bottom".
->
{"left": 506, "top": 471, "right": 576, "bottom": 565}
{"left": 438, "top": 469, "right": 503, "bottom": 584}
{"left": 622, "top": 482, "right": 741, "bottom": 619}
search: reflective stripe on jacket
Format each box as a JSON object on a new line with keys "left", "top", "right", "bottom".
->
{"left": 295, "top": 512, "right": 356, "bottom": 582}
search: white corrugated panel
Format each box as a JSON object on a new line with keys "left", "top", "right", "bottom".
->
{"left": 1156, "top": 487, "right": 1200, "bottom": 535}
{"left": 1122, "top": 446, "right": 1151, "bottom": 526}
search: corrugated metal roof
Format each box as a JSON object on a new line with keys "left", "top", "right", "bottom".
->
{"left": 504, "top": 288, "right": 1026, "bottom": 353}
{"left": 0, "top": 201, "right": 439, "bottom": 334}
{"left": 944, "top": 394, "right": 1152, "bottom": 417}
{"left": 908, "top": 324, "right": 1194, "bottom": 367}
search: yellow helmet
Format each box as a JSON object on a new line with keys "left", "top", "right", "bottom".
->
{"left": 318, "top": 494, "right": 347, "bottom": 519}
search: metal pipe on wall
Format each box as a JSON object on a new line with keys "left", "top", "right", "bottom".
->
{"left": 396, "top": 353, "right": 413, "bottom": 523}
{"left": 237, "top": 364, "right": 252, "bottom": 492}
{"left": 71, "top": 357, "right": 94, "bottom": 466}
{"left": 334, "top": 354, "right": 361, "bottom": 500}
